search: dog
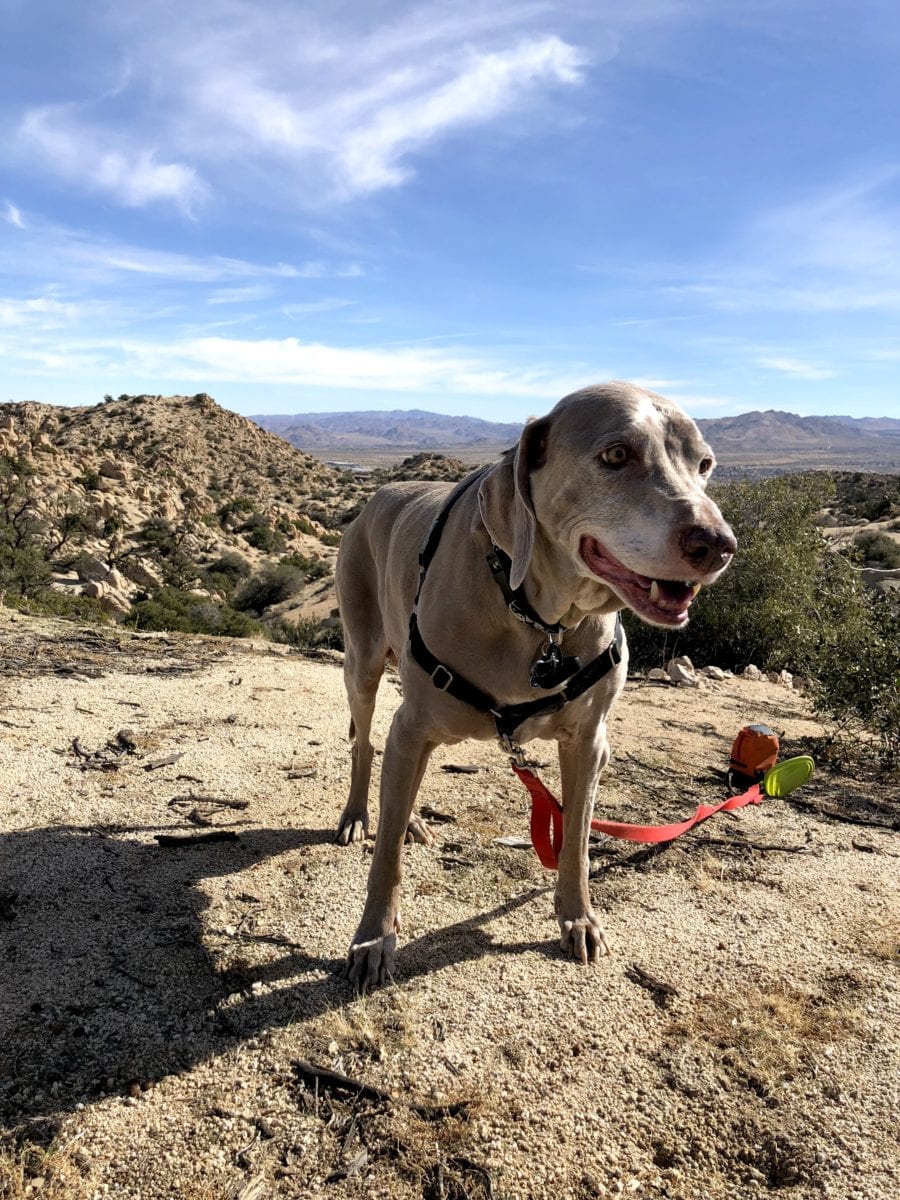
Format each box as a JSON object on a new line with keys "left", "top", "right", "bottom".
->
{"left": 335, "top": 382, "right": 735, "bottom": 991}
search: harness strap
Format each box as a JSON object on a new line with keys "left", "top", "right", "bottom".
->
{"left": 408, "top": 465, "right": 625, "bottom": 745}
{"left": 485, "top": 545, "right": 565, "bottom": 637}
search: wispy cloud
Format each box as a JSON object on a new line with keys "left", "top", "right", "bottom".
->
{"left": 0, "top": 208, "right": 359, "bottom": 287}
{"left": 754, "top": 355, "right": 838, "bottom": 381}
{"left": 7, "top": 3, "right": 590, "bottom": 211}
{"left": 665, "top": 167, "right": 900, "bottom": 316}
{"left": 17, "top": 106, "right": 208, "bottom": 215}
{"left": 1, "top": 327, "right": 594, "bottom": 400}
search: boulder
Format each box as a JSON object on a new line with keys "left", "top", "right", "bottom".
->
{"left": 702, "top": 666, "right": 726, "bottom": 680}
{"left": 666, "top": 655, "right": 698, "bottom": 685}
{"left": 98, "top": 458, "right": 129, "bottom": 482}
{"left": 648, "top": 667, "right": 669, "bottom": 681}
{"left": 106, "top": 567, "right": 130, "bottom": 593}
{"left": 75, "top": 554, "right": 110, "bottom": 584}
{"left": 742, "top": 664, "right": 762, "bottom": 681}
{"left": 122, "top": 558, "right": 163, "bottom": 591}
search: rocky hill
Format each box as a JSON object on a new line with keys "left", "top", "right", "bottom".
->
{"left": 0, "top": 393, "right": 364, "bottom": 622}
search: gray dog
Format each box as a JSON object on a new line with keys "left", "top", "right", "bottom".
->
{"left": 335, "top": 381, "right": 736, "bottom": 991}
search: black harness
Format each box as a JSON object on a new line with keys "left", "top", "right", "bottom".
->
{"left": 407, "top": 469, "right": 624, "bottom": 747}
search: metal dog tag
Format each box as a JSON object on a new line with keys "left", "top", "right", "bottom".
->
{"left": 530, "top": 641, "right": 580, "bottom": 690}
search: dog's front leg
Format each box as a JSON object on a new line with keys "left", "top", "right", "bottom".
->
{"left": 346, "top": 704, "right": 434, "bottom": 993}
{"left": 555, "top": 728, "right": 611, "bottom": 964}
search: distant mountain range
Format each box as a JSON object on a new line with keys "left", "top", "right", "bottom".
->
{"left": 253, "top": 407, "right": 900, "bottom": 467}
{"left": 252, "top": 408, "right": 523, "bottom": 452}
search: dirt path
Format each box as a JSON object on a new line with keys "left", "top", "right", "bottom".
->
{"left": 1, "top": 611, "right": 898, "bottom": 1200}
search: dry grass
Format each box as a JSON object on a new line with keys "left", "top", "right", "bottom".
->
{"left": 865, "top": 915, "right": 900, "bottom": 964}
{"left": 669, "top": 978, "right": 863, "bottom": 1096}
{"left": 0, "top": 1139, "right": 94, "bottom": 1200}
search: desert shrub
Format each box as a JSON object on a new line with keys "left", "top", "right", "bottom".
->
{"left": 232, "top": 562, "right": 305, "bottom": 614}
{"left": 201, "top": 552, "right": 253, "bottom": 597}
{"left": 852, "top": 530, "right": 900, "bottom": 569}
{"left": 279, "top": 551, "right": 330, "bottom": 581}
{"left": 217, "top": 496, "right": 255, "bottom": 529}
{"left": 124, "top": 588, "right": 260, "bottom": 637}
{"left": 0, "top": 454, "right": 91, "bottom": 600}
{"left": 0, "top": 539, "right": 52, "bottom": 597}
{"left": 135, "top": 517, "right": 197, "bottom": 587}
{"left": 269, "top": 615, "right": 344, "bottom": 650}
{"left": 244, "top": 521, "right": 286, "bottom": 553}
{"left": 320, "top": 530, "right": 342, "bottom": 546}
{"left": 4, "top": 588, "right": 107, "bottom": 622}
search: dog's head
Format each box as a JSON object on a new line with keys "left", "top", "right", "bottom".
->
{"left": 479, "top": 381, "right": 736, "bottom": 628}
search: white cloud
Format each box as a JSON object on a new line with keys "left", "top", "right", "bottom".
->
{"left": 9, "top": 4, "right": 590, "bottom": 210}
{"left": 2, "top": 202, "right": 25, "bottom": 229}
{"left": 1, "top": 208, "right": 359, "bottom": 287}
{"left": 18, "top": 106, "right": 208, "bottom": 215}
{"left": 754, "top": 356, "right": 838, "bottom": 381}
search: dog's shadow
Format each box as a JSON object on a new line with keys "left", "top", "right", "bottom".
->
{"left": 0, "top": 823, "right": 553, "bottom": 1131}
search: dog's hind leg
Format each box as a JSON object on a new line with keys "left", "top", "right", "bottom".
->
{"left": 336, "top": 639, "right": 387, "bottom": 845}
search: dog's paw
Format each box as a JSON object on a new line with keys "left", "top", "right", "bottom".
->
{"left": 336, "top": 812, "right": 369, "bottom": 845}
{"left": 345, "top": 929, "right": 397, "bottom": 994}
{"left": 558, "top": 914, "right": 610, "bottom": 965}
{"left": 404, "top": 814, "right": 434, "bottom": 846}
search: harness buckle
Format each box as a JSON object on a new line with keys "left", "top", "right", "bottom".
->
{"left": 430, "top": 664, "right": 454, "bottom": 691}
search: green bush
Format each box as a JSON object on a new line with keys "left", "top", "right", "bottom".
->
{"left": 269, "top": 615, "right": 344, "bottom": 650}
{"left": 279, "top": 551, "right": 330, "bottom": 581}
{"left": 245, "top": 522, "right": 287, "bottom": 553}
{"left": 232, "top": 563, "right": 305, "bottom": 614}
{"left": 201, "top": 552, "right": 252, "bottom": 597}
{"left": 124, "top": 588, "right": 261, "bottom": 637}
{"left": 852, "top": 530, "right": 900, "bottom": 569}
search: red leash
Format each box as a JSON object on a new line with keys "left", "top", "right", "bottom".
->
{"left": 511, "top": 763, "right": 763, "bottom": 870}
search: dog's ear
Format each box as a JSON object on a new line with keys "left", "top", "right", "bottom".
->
{"left": 478, "top": 418, "right": 549, "bottom": 590}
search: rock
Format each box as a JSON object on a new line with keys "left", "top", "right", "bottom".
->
{"left": 106, "top": 567, "right": 129, "bottom": 592}
{"left": 648, "top": 668, "right": 669, "bottom": 681}
{"left": 743, "top": 664, "right": 762, "bottom": 680}
{"left": 669, "top": 662, "right": 699, "bottom": 687}
{"left": 702, "top": 666, "right": 726, "bottom": 680}
{"left": 767, "top": 671, "right": 781, "bottom": 685}
{"left": 82, "top": 580, "right": 108, "bottom": 600}
{"left": 122, "top": 558, "right": 163, "bottom": 591}
{"left": 75, "top": 554, "right": 111, "bottom": 584}
{"left": 666, "top": 655, "right": 694, "bottom": 673}
{"left": 778, "top": 669, "right": 794, "bottom": 688}
{"left": 98, "top": 457, "right": 129, "bottom": 482}
{"left": 98, "top": 589, "right": 132, "bottom": 618}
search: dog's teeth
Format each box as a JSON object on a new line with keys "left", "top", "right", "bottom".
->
{"left": 649, "top": 580, "right": 660, "bottom": 603}
{"left": 691, "top": 583, "right": 702, "bottom": 596}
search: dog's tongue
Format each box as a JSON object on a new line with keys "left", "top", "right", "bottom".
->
{"left": 654, "top": 580, "right": 694, "bottom": 605}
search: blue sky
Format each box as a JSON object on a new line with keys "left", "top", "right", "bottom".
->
{"left": 2, "top": 0, "right": 899, "bottom": 421}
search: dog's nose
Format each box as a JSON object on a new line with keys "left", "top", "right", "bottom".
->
{"left": 679, "top": 524, "right": 737, "bottom": 573}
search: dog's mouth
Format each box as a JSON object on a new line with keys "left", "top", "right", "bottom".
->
{"left": 579, "top": 536, "right": 701, "bottom": 627}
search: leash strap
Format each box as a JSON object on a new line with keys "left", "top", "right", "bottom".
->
{"left": 512, "top": 762, "right": 764, "bottom": 869}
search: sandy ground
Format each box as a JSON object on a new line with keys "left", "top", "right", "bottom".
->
{"left": 1, "top": 610, "right": 898, "bottom": 1200}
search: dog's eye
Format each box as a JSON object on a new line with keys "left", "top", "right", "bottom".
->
{"left": 699, "top": 457, "right": 714, "bottom": 475}
{"left": 600, "top": 444, "right": 630, "bottom": 468}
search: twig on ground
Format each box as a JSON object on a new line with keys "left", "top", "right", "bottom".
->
{"left": 155, "top": 831, "right": 239, "bottom": 847}
{"left": 625, "top": 963, "right": 679, "bottom": 1009}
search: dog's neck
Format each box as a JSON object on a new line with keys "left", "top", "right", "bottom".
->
{"left": 520, "top": 529, "right": 622, "bottom": 630}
